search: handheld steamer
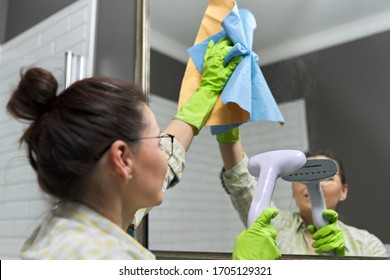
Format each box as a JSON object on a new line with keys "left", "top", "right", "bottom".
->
{"left": 282, "top": 159, "right": 338, "bottom": 255}
{"left": 247, "top": 150, "right": 306, "bottom": 227}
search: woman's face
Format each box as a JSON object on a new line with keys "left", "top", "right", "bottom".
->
{"left": 128, "top": 105, "right": 168, "bottom": 209}
{"left": 292, "top": 155, "right": 348, "bottom": 214}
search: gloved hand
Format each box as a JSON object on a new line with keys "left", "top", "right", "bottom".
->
{"left": 232, "top": 208, "right": 281, "bottom": 260}
{"left": 216, "top": 127, "right": 240, "bottom": 143}
{"left": 307, "top": 209, "right": 346, "bottom": 256}
{"left": 174, "top": 38, "right": 242, "bottom": 135}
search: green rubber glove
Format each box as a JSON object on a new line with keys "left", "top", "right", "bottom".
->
{"left": 307, "top": 209, "right": 346, "bottom": 256}
{"left": 174, "top": 38, "right": 242, "bottom": 135}
{"left": 232, "top": 208, "right": 281, "bottom": 260}
{"left": 216, "top": 127, "right": 240, "bottom": 143}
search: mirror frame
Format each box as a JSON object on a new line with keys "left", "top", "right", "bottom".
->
{"left": 135, "top": 0, "right": 150, "bottom": 248}
{"left": 135, "top": 0, "right": 150, "bottom": 96}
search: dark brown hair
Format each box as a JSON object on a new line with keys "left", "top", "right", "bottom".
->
{"left": 306, "top": 150, "right": 347, "bottom": 184}
{"left": 7, "top": 67, "right": 148, "bottom": 201}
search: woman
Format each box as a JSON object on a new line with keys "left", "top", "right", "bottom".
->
{"left": 7, "top": 39, "right": 250, "bottom": 259}
{"left": 217, "top": 128, "right": 387, "bottom": 258}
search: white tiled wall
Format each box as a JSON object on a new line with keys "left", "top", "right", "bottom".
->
{"left": 148, "top": 96, "right": 309, "bottom": 252}
{"left": 0, "top": 0, "right": 97, "bottom": 259}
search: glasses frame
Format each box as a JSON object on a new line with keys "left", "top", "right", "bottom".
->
{"left": 94, "top": 133, "right": 175, "bottom": 161}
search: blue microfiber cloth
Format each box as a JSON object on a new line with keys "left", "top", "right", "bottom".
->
{"left": 187, "top": 6, "right": 285, "bottom": 135}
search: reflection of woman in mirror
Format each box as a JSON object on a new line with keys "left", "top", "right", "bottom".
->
{"left": 217, "top": 127, "right": 387, "bottom": 257}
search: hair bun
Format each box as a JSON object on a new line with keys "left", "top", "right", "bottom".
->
{"left": 7, "top": 67, "right": 58, "bottom": 121}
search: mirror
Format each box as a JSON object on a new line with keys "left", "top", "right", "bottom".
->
{"left": 147, "top": 0, "right": 390, "bottom": 255}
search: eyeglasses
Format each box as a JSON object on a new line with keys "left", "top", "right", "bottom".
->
{"left": 94, "top": 133, "right": 175, "bottom": 161}
{"left": 320, "top": 173, "right": 341, "bottom": 185}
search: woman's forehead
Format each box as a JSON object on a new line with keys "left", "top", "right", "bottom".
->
{"left": 142, "top": 105, "right": 160, "bottom": 133}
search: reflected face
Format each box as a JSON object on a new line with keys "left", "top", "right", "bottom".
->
{"left": 292, "top": 155, "right": 348, "bottom": 213}
{"left": 130, "top": 104, "right": 167, "bottom": 209}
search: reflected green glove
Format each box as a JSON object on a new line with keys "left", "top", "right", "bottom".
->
{"left": 232, "top": 208, "right": 281, "bottom": 260}
{"left": 216, "top": 127, "right": 240, "bottom": 143}
{"left": 307, "top": 209, "right": 346, "bottom": 256}
{"left": 174, "top": 38, "right": 242, "bottom": 135}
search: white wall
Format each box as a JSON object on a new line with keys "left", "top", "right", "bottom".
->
{"left": 0, "top": 0, "right": 97, "bottom": 259}
{"left": 148, "top": 96, "right": 308, "bottom": 252}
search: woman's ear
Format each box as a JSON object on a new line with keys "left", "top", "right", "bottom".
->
{"left": 340, "top": 183, "right": 349, "bottom": 201}
{"left": 108, "top": 140, "right": 134, "bottom": 182}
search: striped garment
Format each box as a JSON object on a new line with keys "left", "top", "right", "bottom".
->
{"left": 20, "top": 137, "right": 186, "bottom": 260}
{"left": 220, "top": 154, "right": 387, "bottom": 257}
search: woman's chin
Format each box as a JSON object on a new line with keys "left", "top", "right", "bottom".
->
{"left": 154, "top": 193, "right": 164, "bottom": 206}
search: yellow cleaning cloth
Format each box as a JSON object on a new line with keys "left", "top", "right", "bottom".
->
{"left": 177, "top": 0, "right": 249, "bottom": 126}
